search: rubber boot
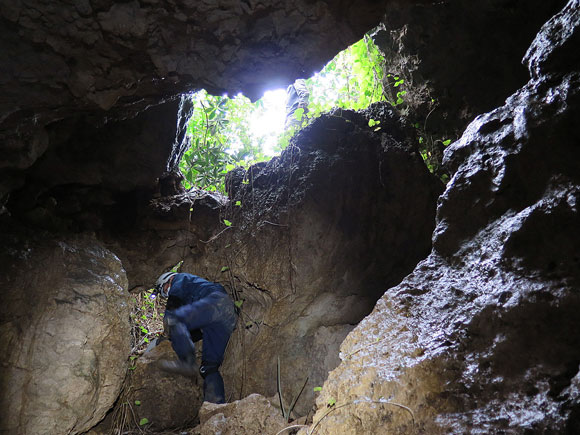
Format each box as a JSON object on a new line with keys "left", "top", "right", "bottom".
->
{"left": 158, "top": 354, "right": 198, "bottom": 378}
{"left": 203, "top": 371, "right": 226, "bottom": 403}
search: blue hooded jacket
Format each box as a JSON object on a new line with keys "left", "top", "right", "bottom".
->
{"left": 166, "top": 273, "right": 227, "bottom": 312}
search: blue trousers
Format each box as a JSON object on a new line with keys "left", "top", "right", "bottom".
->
{"left": 167, "top": 290, "right": 237, "bottom": 403}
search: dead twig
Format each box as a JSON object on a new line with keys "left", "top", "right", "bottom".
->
{"left": 277, "top": 356, "right": 287, "bottom": 419}
{"left": 344, "top": 336, "right": 389, "bottom": 358}
{"left": 308, "top": 399, "right": 415, "bottom": 435}
{"left": 275, "top": 424, "right": 309, "bottom": 435}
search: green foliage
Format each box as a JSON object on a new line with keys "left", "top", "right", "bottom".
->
{"left": 285, "top": 35, "right": 386, "bottom": 140}
{"left": 130, "top": 288, "right": 164, "bottom": 356}
{"left": 139, "top": 418, "right": 149, "bottom": 426}
{"left": 180, "top": 90, "right": 272, "bottom": 193}
{"left": 305, "top": 35, "right": 387, "bottom": 118}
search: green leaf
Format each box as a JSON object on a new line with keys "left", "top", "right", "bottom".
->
{"left": 135, "top": 400, "right": 141, "bottom": 406}
{"left": 129, "top": 366, "right": 136, "bottom": 370}
{"left": 442, "top": 139, "right": 452, "bottom": 146}
{"left": 139, "top": 418, "right": 149, "bottom": 426}
{"left": 313, "top": 386, "right": 322, "bottom": 392}
{"left": 327, "top": 398, "right": 336, "bottom": 407}
{"left": 221, "top": 266, "right": 230, "bottom": 273}
{"left": 235, "top": 200, "right": 242, "bottom": 206}
{"left": 223, "top": 219, "right": 232, "bottom": 227}
{"left": 234, "top": 300, "right": 244, "bottom": 308}
{"left": 294, "top": 108, "right": 305, "bottom": 121}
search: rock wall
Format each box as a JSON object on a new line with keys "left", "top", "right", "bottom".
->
{"left": 303, "top": 2, "right": 580, "bottom": 433}
{"left": 0, "top": 231, "right": 130, "bottom": 435}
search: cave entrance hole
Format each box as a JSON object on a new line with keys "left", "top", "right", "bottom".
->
{"left": 174, "top": 31, "right": 388, "bottom": 194}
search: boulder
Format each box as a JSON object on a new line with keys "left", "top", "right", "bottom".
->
{"left": 0, "top": 232, "right": 130, "bottom": 435}
{"left": 127, "top": 339, "right": 204, "bottom": 430}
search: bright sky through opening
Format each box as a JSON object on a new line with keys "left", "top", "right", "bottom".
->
{"left": 248, "top": 88, "right": 287, "bottom": 156}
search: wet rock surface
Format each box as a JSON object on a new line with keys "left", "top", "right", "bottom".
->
{"left": 303, "top": 2, "right": 580, "bottom": 433}
{"left": 0, "top": 1, "right": 578, "bottom": 433}
{"left": 0, "top": 231, "right": 130, "bottom": 435}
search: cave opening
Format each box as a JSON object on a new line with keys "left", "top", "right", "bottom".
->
{"left": 175, "top": 31, "right": 393, "bottom": 195}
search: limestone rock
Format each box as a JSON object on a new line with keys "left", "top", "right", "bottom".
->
{"left": 127, "top": 339, "right": 204, "bottom": 430}
{"left": 193, "top": 394, "right": 288, "bottom": 435}
{"left": 0, "top": 232, "right": 130, "bottom": 435}
{"left": 302, "top": 2, "right": 580, "bottom": 433}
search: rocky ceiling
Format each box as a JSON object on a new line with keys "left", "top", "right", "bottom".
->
{"left": 0, "top": 0, "right": 391, "bottom": 194}
{"left": 0, "top": 0, "right": 566, "bottom": 232}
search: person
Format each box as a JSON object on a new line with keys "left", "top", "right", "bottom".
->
{"left": 154, "top": 272, "right": 237, "bottom": 404}
{"left": 284, "top": 78, "right": 310, "bottom": 130}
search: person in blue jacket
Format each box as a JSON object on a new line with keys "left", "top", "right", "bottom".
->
{"left": 154, "top": 272, "right": 237, "bottom": 403}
